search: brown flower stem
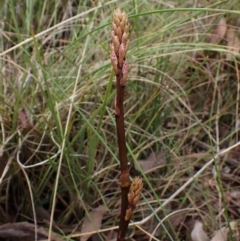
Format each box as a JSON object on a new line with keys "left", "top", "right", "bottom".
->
{"left": 115, "top": 74, "right": 128, "bottom": 171}
{"left": 115, "top": 72, "right": 131, "bottom": 241}
{"left": 110, "top": 9, "right": 143, "bottom": 239}
{"left": 110, "top": 8, "right": 131, "bottom": 241}
{"left": 117, "top": 220, "right": 130, "bottom": 241}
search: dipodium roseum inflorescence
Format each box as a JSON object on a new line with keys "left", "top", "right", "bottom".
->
{"left": 128, "top": 176, "right": 143, "bottom": 207}
{"left": 110, "top": 8, "right": 129, "bottom": 86}
{"left": 125, "top": 177, "right": 143, "bottom": 221}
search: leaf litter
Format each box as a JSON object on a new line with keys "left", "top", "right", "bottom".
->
{"left": 80, "top": 205, "right": 107, "bottom": 241}
{"left": 0, "top": 222, "right": 64, "bottom": 241}
{"left": 210, "top": 221, "right": 240, "bottom": 241}
{"left": 135, "top": 151, "right": 166, "bottom": 173}
{"left": 191, "top": 220, "right": 210, "bottom": 241}
{"left": 209, "top": 17, "right": 227, "bottom": 44}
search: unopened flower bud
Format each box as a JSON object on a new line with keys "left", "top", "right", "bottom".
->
{"left": 116, "top": 27, "right": 122, "bottom": 41}
{"left": 125, "top": 207, "right": 133, "bottom": 221}
{"left": 113, "top": 16, "right": 120, "bottom": 26}
{"left": 122, "top": 11, "right": 127, "bottom": 20}
{"left": 122, "top": 32, "right": 128, "bottom": 45}
{"left": 114, "top": 8, "right": 122, "bottom": 21}
{"left": 127, "top": 176, "right": 143, "bottom": 207}
{"left": 112, "top": 23, "right": 118, "bottom": 34}
{"left": 112, "top": 35, "right": 120, "bottom": 55}
{"left": 118, "top": 43, "right": 125, "bottom": 68}
{"left": 110, "top": 49, "right": 119, "bottom": 74}
{"left": 120, "top": 19, "right": 126, "bottom": 32}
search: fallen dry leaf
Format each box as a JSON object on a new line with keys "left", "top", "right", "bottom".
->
{"left": 226, "top": 27, "right": 240, "bottom": 60}
{"left": 35, "top": 206, "right": 58, "bottom": 227}
{"left": 191, "top": 220, "right": 210, "bottom": 241}
{"left": 230, "top": 221, "right": 240, "bottom": 240}
{"left": 36, "top": 206, "right": 51, "bottom": 222}
{"left": 209, "top": 18, "right": 227, "bottom": 44}
{"left": 80, "top": 205, "right": 107, "bottom": 241}
{"left": 211, "top": 221, "right": 240, "bottom": 241}
{"left": 167, "top": 209, "right": 188, "bottom": 230}
{"left": 211, "top": 227, "right": 228, "bottom": 241}
{"left": 135, "top": 152, "right": 166, "bottom": 173}
{"left": 0, "top": 222, "right": 63, "bottom": 241}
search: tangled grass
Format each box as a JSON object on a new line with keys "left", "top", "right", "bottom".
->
{"left": 1, "top": 0, "right": 240, "bottom": 240}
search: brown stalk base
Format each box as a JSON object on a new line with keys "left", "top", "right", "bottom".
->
{"left": 115, "top": 72, "right": 131, "bottom": 241}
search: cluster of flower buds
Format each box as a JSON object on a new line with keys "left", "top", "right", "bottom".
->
{"left": 125, "top": 176, "right": 143, "bottom": 221}
{"left": 110, "top": 8, "right": 130, "bottom": 86}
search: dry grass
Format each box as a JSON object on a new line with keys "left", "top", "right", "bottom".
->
{"left": 1, "top": 0, "right": 240, "bottom": 241}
